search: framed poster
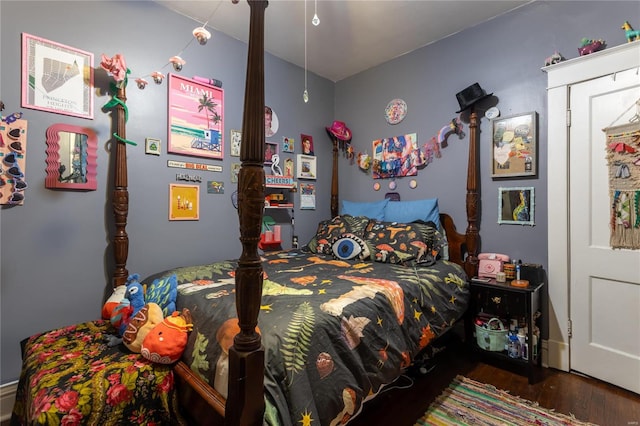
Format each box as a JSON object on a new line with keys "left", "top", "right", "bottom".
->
{"left": 168, "top": 74, "right": 224, "bottom": 159}
{"left": 498, "top": 186, "right": 535, "bottom": 225}
{"left": 169, "top": 183, "right": 200, "bottom": 221}
{"left": 296, "top": 154, "right": 316, "bottom": 180}
{"left": 230, "top": 129, "right": 241, "bottom": 157}
{"left": 21, "top": 33, "right": 94, "bottom": 119}
{"left": 264, "top": 141, "right": 278, "bottom": 165}
{"left": 491, "top": 111, "right": 537, "bottom": 178}
{"left": 301, "top": 134, "right": 314, "bottom": 155}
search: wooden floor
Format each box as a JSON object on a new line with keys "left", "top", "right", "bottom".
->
{"left": 351, "top": 332, "right": 640, "bottom": 426}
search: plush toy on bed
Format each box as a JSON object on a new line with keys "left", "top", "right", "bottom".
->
{"left": 104, "top": 273, "right": 178, "bottom": 347}
{"left": 141, "top": 308, "right": 193, "bottom": 364}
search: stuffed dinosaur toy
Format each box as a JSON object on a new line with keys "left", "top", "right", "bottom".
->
{"left": 104, "top": 273, "right": 178, "bottom": 347}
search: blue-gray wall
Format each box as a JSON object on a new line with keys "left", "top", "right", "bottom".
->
{"left": 1, "top": 0, "right": 636, "bottom": 384}
{"left": 0, "top": 0, "right": 335, "bottom": 384}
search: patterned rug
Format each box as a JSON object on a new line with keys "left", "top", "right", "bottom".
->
{"left": 416, "top": 375, "right": 597, "bottom": 425}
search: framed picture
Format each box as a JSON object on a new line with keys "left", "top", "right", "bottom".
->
{"left": 296, "top": 154, "right": 317, "bottom": 180}
{"left": 264, "top": 141, "right": 278, "bottom": 165}
{"left": 169, "top": 183, "right": 200, "bottom": 221}
{"left": 301, "top": 134, "right": 314, "bottom": 155}
{"left": 284, "top": 157, "right": 294, "bottom": 177}
{"left": 145, "top": 137, "right": 161, "bottom": 155}
{"left": 168, "top": 74, "right": 224, "bottom": 159}
{"left": 282, "top": 136, "right": 294, "bottom": 153}
{"left": 498, "top": 186, "right": 535, "bottom": 225}
{"left": 231, "top": 162, "right": 241, "bottom": 183}
{"left": 21, "top": 33, "right": 94, "bottom": 119}
{"left": 491, "top": 111, "right": 537, "bottom": 178}
{"left": 230, "top": 129, "right": 241, "bottom": 157}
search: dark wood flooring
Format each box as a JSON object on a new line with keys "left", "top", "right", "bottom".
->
{"left": 350, "top": 332, "right": 640, "bottom": 426}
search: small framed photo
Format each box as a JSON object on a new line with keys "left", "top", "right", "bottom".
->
{"left": 231, "top": 162, "right": 241, "bottom": 183}
{"left": 21, "top": 33, "right": 94, "bottom": 119}
{"left": 284, "top": 157, "right": 294, "bottom": 177}
{"left": 296, "top": 154, "right": 317, "bottom": 180}
{"left": 169, "top": 183, "right": 200, "bottom": 221}
{"left": 230, "top": 129, "right": 241, "bottom": 157}
{"left": 264, "top": 141, "right": 278, "bottom": 165}
{"left": 301, "top": 134, "right": 314, "bottom": 156}
{"left": 145, "top": 137, "right": 161, "bottom": 155}
{"left": 282, "top": 136, "right": 294, "bottom": 153}
{"left": 491, "top": 111, "right": 537, "bottom": 178}
{"left": 498, "top": 186, "right": 535, "bottom": 226}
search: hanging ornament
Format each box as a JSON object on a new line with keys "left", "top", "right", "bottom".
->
{"left": 169, "top": 56, "right": 186, "bottom": 72}
{"left": 312, "top": 0, "right": 320, "bottom": 26}
{"left": 192, "top": 27, "right": 211, "bottom": 45}
{"left": 151, "top": 72, "right": 165, "bottom": 85}
{"left": 135, "top": 78, "right": 148, "bottom": 90}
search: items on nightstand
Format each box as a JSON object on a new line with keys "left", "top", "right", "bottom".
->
{"left": 478, "top": 253, "right": 509, "bottom": 278}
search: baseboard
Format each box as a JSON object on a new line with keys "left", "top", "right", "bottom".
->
{"left": 545, "top": 338, "right": 570, "bottom": 371}
{"left": 0, "top": 381, "right": 18, "bottom": 422}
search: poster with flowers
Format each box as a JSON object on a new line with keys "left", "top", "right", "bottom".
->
{"left": 168, "top": 74, "right": 224, "bottom": 160}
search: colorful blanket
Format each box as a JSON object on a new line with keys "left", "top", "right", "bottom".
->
{"left": 148, "top": 249, "right": 469, "bottom": 426}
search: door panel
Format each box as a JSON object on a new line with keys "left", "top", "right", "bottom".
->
{"left": 569, "top": 67, "right": 640, "bottom": 394}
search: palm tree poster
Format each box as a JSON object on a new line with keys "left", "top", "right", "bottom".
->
{"left": 168, "top": 74, "right": 224, "bottom": 159}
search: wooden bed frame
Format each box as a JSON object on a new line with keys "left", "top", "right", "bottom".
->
{"left": 108, "top": 1, "right": 480, "bottom": 425}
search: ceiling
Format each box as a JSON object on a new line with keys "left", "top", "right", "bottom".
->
{"left": 156, "top": 0, "right": 532, "bottom": 82}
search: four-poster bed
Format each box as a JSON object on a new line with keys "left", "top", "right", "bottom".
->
{"left": 171, "top": 2, "right": 480, "bottom": 424}
{"left": 11, "top": 1, "right": 482, "bottom": 425}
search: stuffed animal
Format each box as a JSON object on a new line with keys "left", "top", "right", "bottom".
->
{"left": 123, "top": 303, "right": 164, "bottom": 353}
{"left": 102, "top": 285, "right": 127, "bottom": 320}
{"left": 104, "top": 273, "right": 179, "bottom": 349}
{"left": 141, "top": 309, "right": 193, "bottom": 364}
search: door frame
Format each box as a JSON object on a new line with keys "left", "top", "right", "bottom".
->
{"left": 543, "top": 41, "right": 640, "bottom": 371}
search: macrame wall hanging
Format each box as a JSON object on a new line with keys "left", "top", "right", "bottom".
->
{"left": 605, "top": 119, "right": 640, "bottom": 249}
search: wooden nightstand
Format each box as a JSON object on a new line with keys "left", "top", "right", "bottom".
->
{"left": 466, "top": 277, "right": 544, "bottom": 384}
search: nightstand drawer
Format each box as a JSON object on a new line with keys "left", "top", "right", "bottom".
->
{"left": 474, "top": 288, "right": 526, "bottom": 317}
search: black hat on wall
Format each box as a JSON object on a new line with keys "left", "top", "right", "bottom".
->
{"left": 455, "top": 82, "right": 493, "bottom": 113}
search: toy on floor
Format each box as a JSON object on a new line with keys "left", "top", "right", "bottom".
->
{"left": 621, "top": 21, "right": 640, "bottom": 43}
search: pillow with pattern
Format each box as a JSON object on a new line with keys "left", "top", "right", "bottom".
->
{"left": 364, "top": 220, "right": 444, "bottom": 265}
{"left": 305, "top": 215, "right": 371, "bottom": 255}
{"left": 330, "top": 233, "right": 371, "bottom": 261}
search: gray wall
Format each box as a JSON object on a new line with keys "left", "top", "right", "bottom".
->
{"left": 0, "top": 0, "right": 334, "bottom": 384}
{"left": 1, "top": 0, "right": 636, "bottom": 385}
{"left": 335, "top": 0, "right": 637, "bottom": 266}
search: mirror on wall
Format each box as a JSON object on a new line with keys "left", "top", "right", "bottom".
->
{"left": 45, "top": 123, "right": 97, "bottom": 190}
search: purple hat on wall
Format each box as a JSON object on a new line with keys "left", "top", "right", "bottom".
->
{"left": 455, "top": 82, "right": 493, "bottom": 113}
{"left": 326, "top": 121, "right": 352, "bottom": 141}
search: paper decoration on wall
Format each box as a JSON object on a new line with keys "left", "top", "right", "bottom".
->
{"left": 1, "top": 117, "right": 28, "bottom": 205}
{"left": 384, "top": 98, "right": 407, "bottom": 125}
{"left": 605, "top": 121, "right": 640, "bottom": 249}
{"left": 372, "top": 133, "right": 420, "bottom": 179}
{"left": 300, "top": 183, "right": 316, "bottom": 210}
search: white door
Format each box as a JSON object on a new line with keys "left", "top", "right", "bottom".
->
{"left": 569, "top": 67, "right": 640, "bottom": 394}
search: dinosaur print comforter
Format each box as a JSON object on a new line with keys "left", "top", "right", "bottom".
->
{"left": 155, "top": 249, "right": 469, "bottom": 426}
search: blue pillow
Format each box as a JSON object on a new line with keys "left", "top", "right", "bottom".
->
{"left": 384, "top": 198, "right": 440, "bottom": 228}
{"left": 340, "top": 199, "right": 389, "bottom": 221}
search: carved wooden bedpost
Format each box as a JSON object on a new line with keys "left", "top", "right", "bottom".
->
{"left": 227, "top": 1, "right": 268, "bottom": 425}
{"left": 330, "top": 135, "right": 339, "bottom": 218}
{"left": 464, "top": 107, "right": 480, "bottom": 278}
{"left": 112, "top": 85, "right": 129, "bottom": 287}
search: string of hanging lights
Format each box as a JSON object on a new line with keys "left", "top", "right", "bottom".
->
{"left": 132, "top": 2, "right": 222, "bottom": 90}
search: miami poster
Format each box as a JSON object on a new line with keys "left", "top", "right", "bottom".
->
{"left": 168, "top": 74, "right": 224, "bottom": 159}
